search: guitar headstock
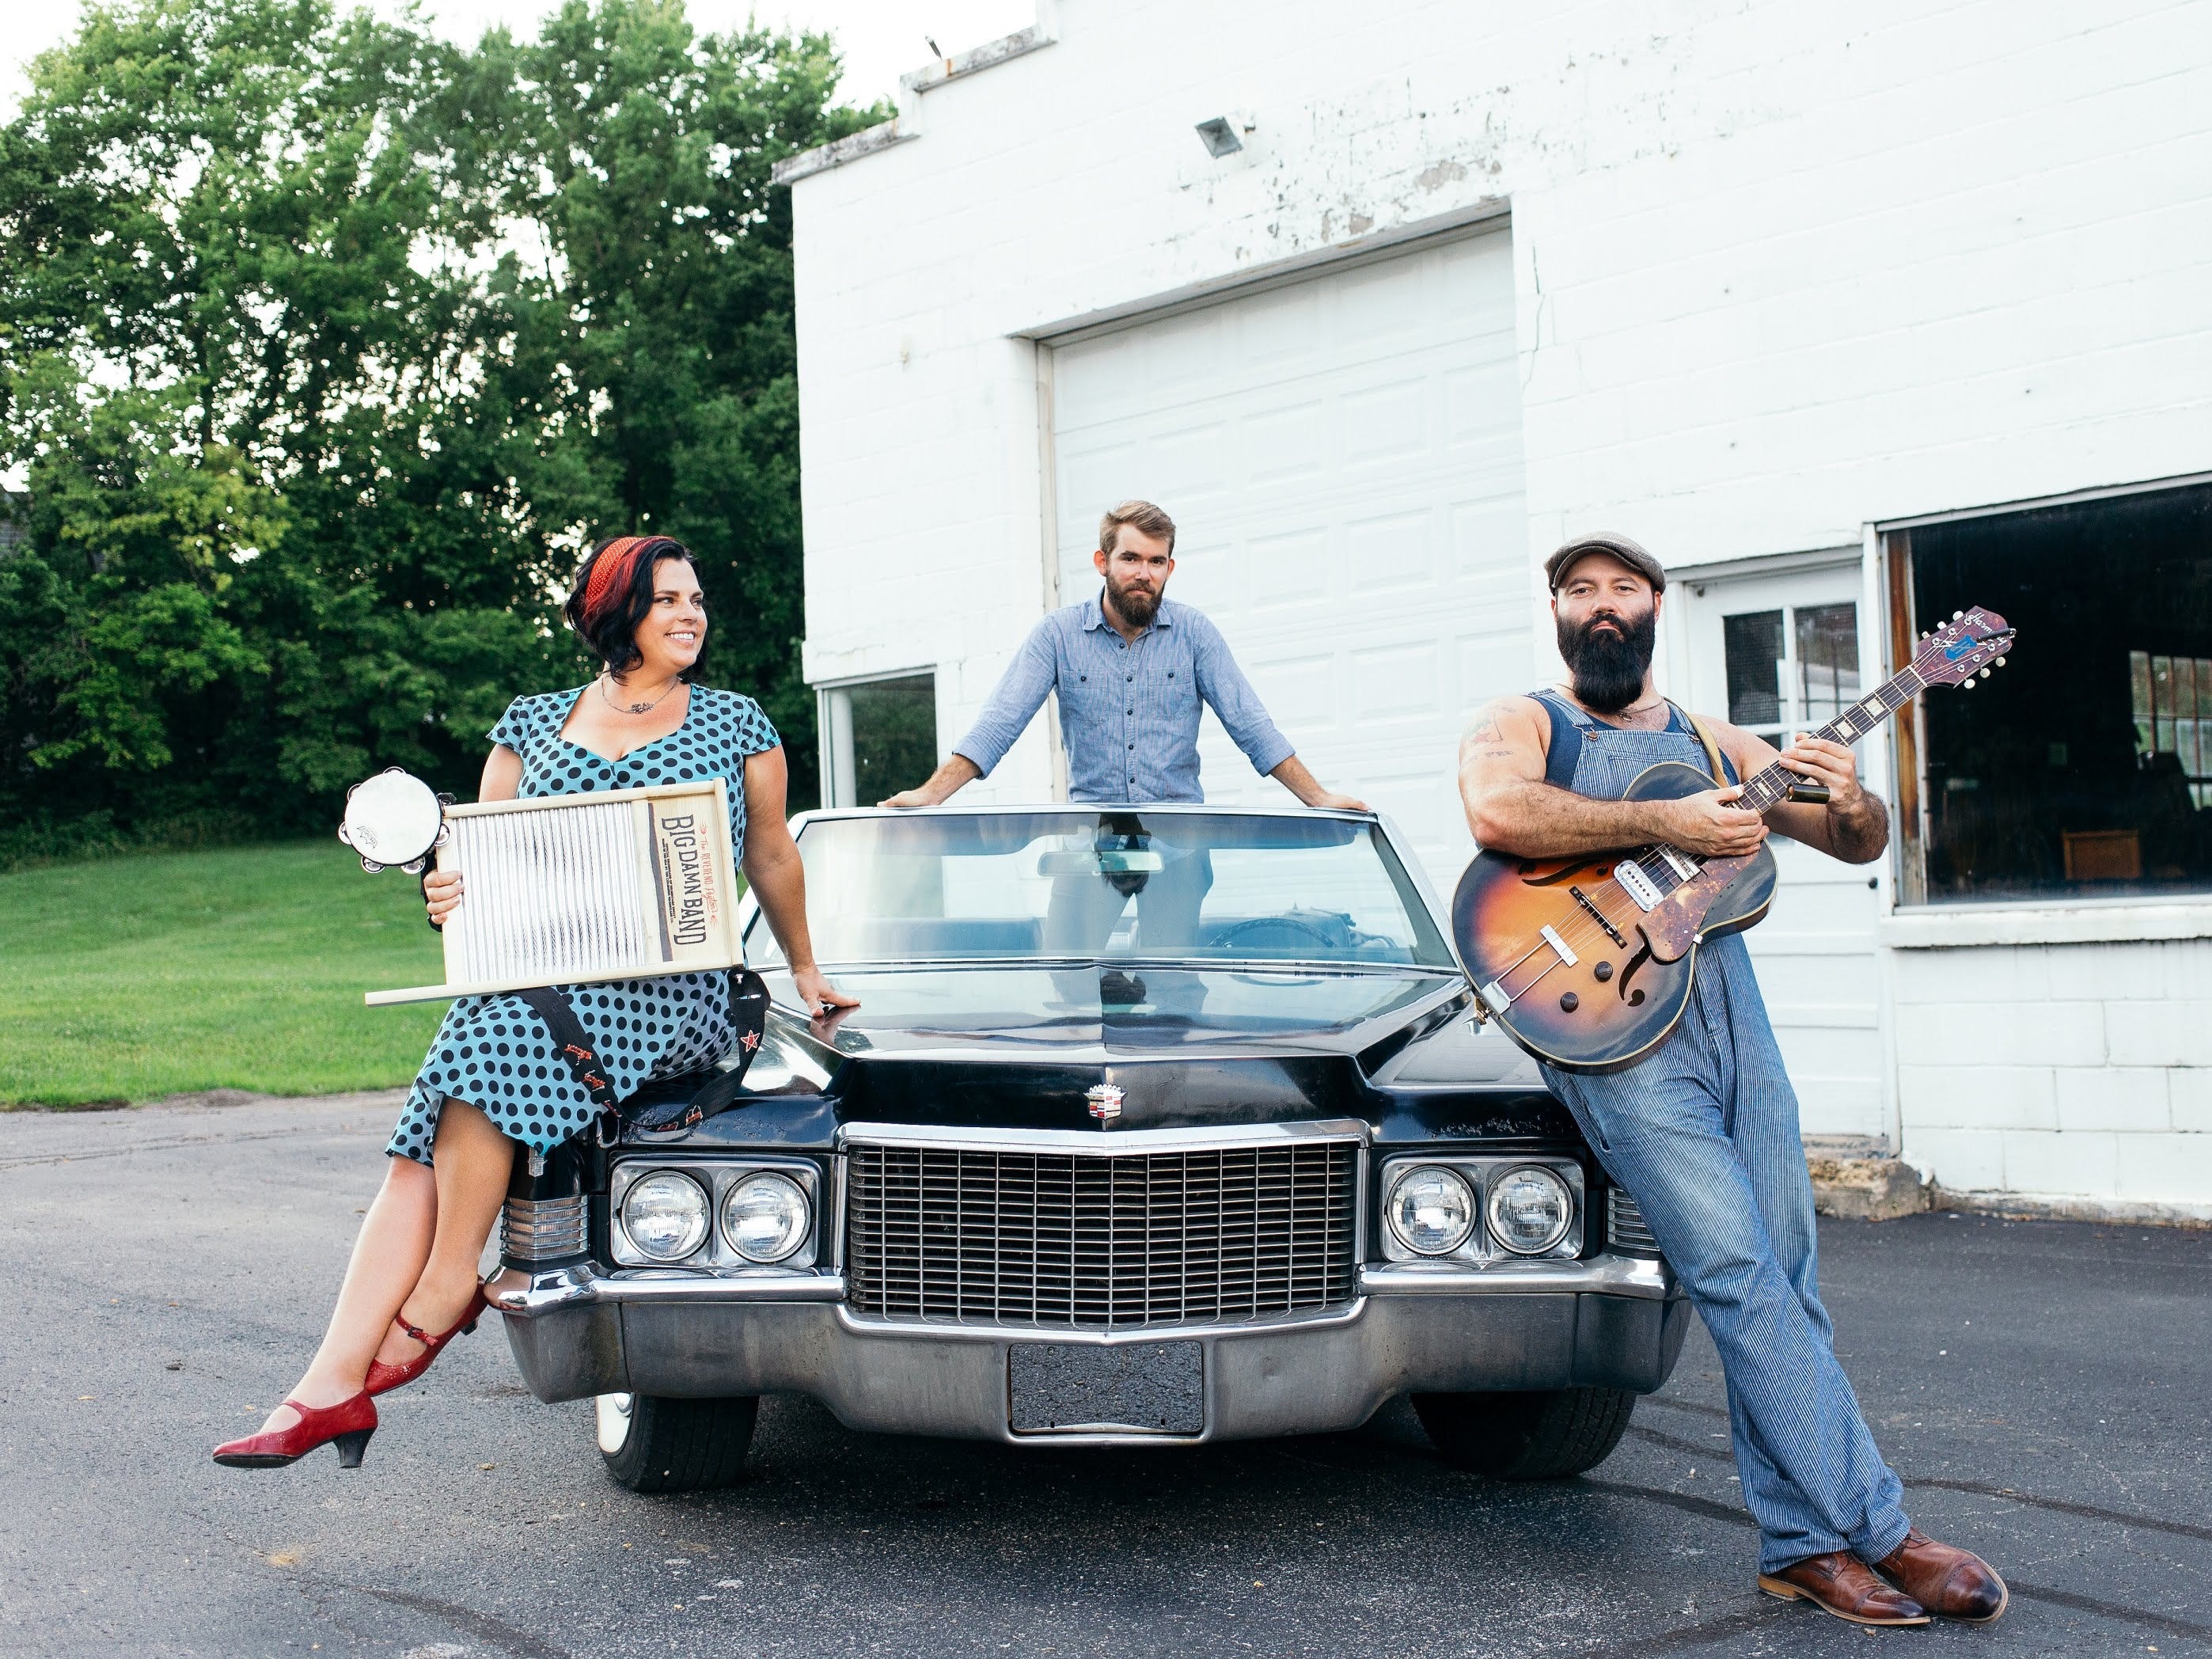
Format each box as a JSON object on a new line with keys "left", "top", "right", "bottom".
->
{"left": 1913, "top": 604, "right": 2015, "bottom": 689}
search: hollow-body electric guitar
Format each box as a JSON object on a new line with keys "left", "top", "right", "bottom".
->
{"left": 1453, "top": 606, "right": 2016, "bottom": 1072}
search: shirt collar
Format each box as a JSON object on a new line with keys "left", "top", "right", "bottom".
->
{"left": 1084, "top": 591, "right": 1174, "bottom": 632}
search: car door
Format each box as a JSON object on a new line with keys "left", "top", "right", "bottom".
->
{"left": 1679, "top": 564, "right": 1888, "bottom": 1140}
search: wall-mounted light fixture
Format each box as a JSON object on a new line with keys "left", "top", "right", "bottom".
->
{"left": 1194, "top": 115, "right": 1252, "bottom": 158}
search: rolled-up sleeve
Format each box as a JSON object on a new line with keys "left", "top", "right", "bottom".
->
{"left": 951, "top": 619, "right": 1059, "bottom": 777}
{"left": 1189, "top": 613, "right": 1296, "bottom": 777}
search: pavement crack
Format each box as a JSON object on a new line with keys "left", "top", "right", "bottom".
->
{"left": 1630, "top": 1424, "right": 2212, "bottom": 1546}
{"left": 1910, "top": 1478, "right": 2212, "bottom": 1546}
{"left": 2010, "top": 1582, "right": 2212, "bottom": 1643}
{"left": 331, "top": 1582, "right": 574, "bottom": 1659}
{"left": 1587, "top": 1479, "right": 2212, "bottom": 1646}
{"left": 1581, "top": 1478, "right": 1755, "bottom": 1531}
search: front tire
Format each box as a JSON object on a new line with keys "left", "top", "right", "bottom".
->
{"left": 595, "top": 1391, "right": 759, "bottom": 1492}
{"left": 1413, "top": 1387, "right": 1636, "bottom": 1479}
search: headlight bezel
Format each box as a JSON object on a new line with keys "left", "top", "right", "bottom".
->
{"left": 1376, "top": 1155, "right": 1586, "bottom": 1263}
{"left": 609, "top": 1156, "right": 822, "bottom": 1270}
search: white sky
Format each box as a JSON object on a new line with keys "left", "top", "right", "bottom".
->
{"left": 0, "top": 0, "right": 1038, "bottom": 120}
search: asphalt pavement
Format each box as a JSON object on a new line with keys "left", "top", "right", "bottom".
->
{"left": 4, "top": 1093, "right": 2208, "bottom": 1658}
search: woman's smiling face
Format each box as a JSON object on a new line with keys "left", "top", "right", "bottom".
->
{"left": 632, "top": 555, "right": 708, "bottom": 680}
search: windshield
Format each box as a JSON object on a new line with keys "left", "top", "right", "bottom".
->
{"left": 746, "top": 811, "right": 1456, "bottom": 971}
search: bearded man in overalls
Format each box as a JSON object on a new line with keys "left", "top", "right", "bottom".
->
{"left": 1457, "top": 533, "right": 2006, "bottom": 1629}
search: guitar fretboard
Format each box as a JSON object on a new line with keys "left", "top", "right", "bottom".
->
{"left": 1731, "top": 662, "right": 1929, "bottom": 813}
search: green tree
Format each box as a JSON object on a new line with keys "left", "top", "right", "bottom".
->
{"left": 0, "top": 0, "right": 873, "bottom": 863}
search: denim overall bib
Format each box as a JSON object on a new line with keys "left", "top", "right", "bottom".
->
{"left": 1530, "top": 689, "right": 1910, "bottom": 1572}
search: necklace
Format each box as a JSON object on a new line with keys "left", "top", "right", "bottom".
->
{"left": 599, "top": 672, "right": 684, "bottom": 716}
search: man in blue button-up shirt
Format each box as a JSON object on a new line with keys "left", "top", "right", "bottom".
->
{"left": 883, "top": 500, "right": 1364, "bottom": 997}
{"left": 884, "top": 499, "right": 1367, "bottom": 811}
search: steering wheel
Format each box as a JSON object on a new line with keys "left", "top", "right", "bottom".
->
{"left": 1216, "top": 915, "right": 1338, "bottom": 952}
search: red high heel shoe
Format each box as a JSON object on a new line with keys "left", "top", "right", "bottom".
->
{"left": 364, "top": 1283, "right": 491, "bottom": 1396}
{"left": 213, "top": 1391, "right": 377, "bottom": 1469}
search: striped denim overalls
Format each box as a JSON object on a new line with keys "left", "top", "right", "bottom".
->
{"left": 1530, "top": 689, "right": 1911, "bottom": 1573}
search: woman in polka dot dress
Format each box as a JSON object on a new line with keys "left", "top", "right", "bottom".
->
{"left": 215, "top": 535, "right": 855, "bottom": 1472}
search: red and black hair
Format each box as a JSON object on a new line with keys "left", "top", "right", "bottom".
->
{"left": 562, "top": 535, "right": 704, "bottom": 678}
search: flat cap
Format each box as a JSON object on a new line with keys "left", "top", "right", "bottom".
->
{"left": 1545, "top": 532, "right": 1666, "bottom": 594}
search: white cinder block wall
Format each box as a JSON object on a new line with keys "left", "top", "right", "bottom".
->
{"left": 784, "top": 0, "right": 2212, "bottom": 1213}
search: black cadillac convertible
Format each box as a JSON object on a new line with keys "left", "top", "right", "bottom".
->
{"left": 485, "top": 805, "right": 1687, "bottom": 1491}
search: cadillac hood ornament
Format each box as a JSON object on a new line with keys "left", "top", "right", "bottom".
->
{"left": 1085, "top": 1083, "right": 1125, "bottom": 1124}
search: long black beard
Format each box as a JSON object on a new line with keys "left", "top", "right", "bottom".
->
{"left": 1558, "top": 607, "right": 1656, "bottom": 713}
{"left": 1106, "top": 581, "right": 1160, "bottom": 628}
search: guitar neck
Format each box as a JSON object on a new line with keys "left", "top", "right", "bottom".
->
{"left": 1729, "top": 662, "right": 1929, "bottom": 813}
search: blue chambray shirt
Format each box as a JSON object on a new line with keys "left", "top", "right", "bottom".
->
{"left": 952, "top": 594, "right": 1296, "bottom": 803}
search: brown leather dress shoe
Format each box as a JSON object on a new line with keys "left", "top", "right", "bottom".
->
{"left": 1758, "top": 1552, "right": 1931, "bottom": 1626}
{"left": 1874, "top": 1528, "right": 2009, "bottom": 1623}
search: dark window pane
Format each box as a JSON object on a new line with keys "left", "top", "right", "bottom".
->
{"left": 848, "top": 674, "right": 938, "bottom": 801}
{"left": 1724, "top": 609, "right": 1785, "bottom": 729}
{"left": 1910, "top": 480, "right": 2212, "bottom": 902}
{"left": 1795, "top": 602, "right": 1860, "bottom": 727}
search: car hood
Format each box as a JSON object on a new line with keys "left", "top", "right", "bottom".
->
{"left": 700, "top": 962, "right": 1563, "bottom": 1141}
{"left": 766, "top": 963, "right": 1463, "bottom": 1056}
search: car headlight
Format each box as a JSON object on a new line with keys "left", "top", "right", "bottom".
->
{"left": 1387, "top": 1165, "right": 1475, "bottom": 1255}
{"left": 720, "top": 1171, "right": 810, "bottom": 1264}
{"left": 620, "top": 1171, "right": 711, "bottom": 1262}
{"left": 1486, "top": 1164, "right": 1574, "bottom": 1255}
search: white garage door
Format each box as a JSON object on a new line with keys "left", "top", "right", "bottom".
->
{"left": 1049, "top": 228, "right": 1527, "bottom": 893}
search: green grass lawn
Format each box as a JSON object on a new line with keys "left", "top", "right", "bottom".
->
{"left": 2, "top": 841, "right": 451, "bottom": 1105}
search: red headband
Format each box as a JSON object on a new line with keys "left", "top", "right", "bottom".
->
{"left": 582, "top": 536, "right": 651, "bottom": 629}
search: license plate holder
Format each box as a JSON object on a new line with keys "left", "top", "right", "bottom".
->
{"left": 1007, "top": 1340, "right": 1205, "bottom": 1436}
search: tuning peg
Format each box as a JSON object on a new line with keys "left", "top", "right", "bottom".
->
{"left": 1953, "top": 609, "right": 1964, "bottom": 620}
{"left": 1979, "top": 667, "right": 1991, "bottom": 678}
{"left": 1961, "top": 678, "right": 1975, "bottom": 689}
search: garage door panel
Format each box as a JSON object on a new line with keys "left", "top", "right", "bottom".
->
{"left": 1344, "top": 509, "right": 1436, "bottom": 590}
{"left": 1336, "top": 256, "right": 1434, "bottom": 342}
{"left": 1340, "top": 378, "right": 1432, "bottom": 464}
{"left": 1051, "top": 229, "right": 1523, "bottom": 891}
{"left": 1239, "top": 282, "right": 1330, "bottom": 362}
{"left": 1244, "top": 401, "right": 1329, "bottom": 482}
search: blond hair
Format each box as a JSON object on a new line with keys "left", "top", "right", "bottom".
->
{"left": 1098, "top": 499, "right": 1177, "bottom": 556}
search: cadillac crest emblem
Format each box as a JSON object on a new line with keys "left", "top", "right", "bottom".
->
{"left": 1085, "top": 1083, "right": 1125, "bottom": 1123}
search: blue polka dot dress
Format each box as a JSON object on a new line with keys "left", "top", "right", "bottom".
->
{"left": 385, "top": 685, "right": 780, "bottom": 1167}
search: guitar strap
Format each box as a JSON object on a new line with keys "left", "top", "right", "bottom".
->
{"left": 518, "top": 967, "right": 770, "bottom": 1139}
{"left": 1676, "top": 705, "right": 1730, "bottom": 788}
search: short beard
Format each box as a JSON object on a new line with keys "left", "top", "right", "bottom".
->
{"left": 1106, "top": 578, "right": 1160, "bottom": 628}
{"left": 1558, "top": 606, "right": 1656, "bottom": 713}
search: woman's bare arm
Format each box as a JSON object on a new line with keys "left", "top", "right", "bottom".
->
{"left": 423, "top": 746, "right": 522, "bottom": 925}
{"left": 740, "top": 746, "right": 858, "bottom": 1015}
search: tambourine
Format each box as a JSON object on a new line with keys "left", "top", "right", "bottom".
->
{"left": 337, "top": 768, "right": 453, "bottom": 873}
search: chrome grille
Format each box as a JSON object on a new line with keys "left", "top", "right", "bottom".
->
{"left": 1607, "top": 1187, "right": 1660, "bottom": 1255}
{"left": 502, "top": 1194, "right": 589, "bottom": 1262}
{"left": 844, "top": 1138, "right": 1360, "bottom": 1328}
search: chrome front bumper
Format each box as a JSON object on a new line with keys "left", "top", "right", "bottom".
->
{"left": 486, "top": 1253, "right": 1688, "bottom": 1446}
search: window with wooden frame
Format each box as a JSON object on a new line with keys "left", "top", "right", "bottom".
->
{"left": 1888, "top": 480, "right": 2212, "bottom": 904}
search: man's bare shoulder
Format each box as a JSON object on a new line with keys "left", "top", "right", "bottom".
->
{"left": 1463, "top": 694, "right": 1550, "bottom": 760}
{"left": 1478, "top": 689, "right": 1548, "bottom": 738}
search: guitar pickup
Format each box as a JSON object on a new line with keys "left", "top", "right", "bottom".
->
{"left": 1614, "top": 860, "right": 1662, "bottom": 911}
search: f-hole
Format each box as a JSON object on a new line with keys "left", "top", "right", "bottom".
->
{"left": 1616, "top": 939, "right": 1652, "bottom": 1007}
